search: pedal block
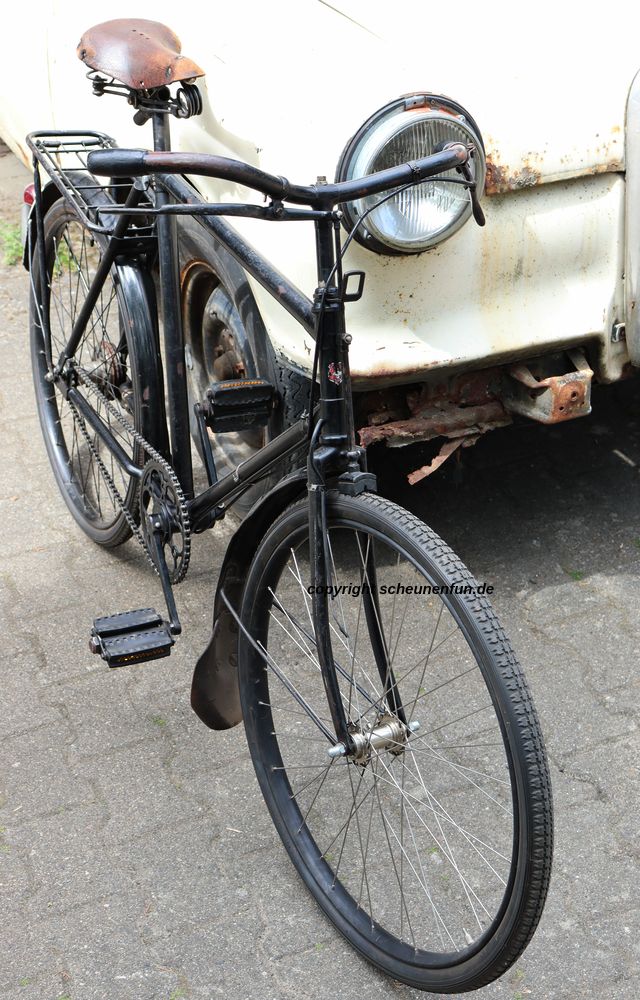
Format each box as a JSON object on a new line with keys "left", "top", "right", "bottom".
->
{"left": 204, "top": 378, "right": 275, "bottom": 432}
{"left": 90, "top": 608, "right": 174, "bottom": 667}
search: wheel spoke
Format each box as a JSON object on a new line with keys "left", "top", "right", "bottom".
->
{"left": 378, "top": 750, "right": 506, "bottom": 912}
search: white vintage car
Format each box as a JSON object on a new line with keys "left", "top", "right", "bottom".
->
{"left": 3, "top": 1, "right": 640, "bottom": 481}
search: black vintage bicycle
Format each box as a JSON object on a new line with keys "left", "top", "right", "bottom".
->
{"left": 25, "top": 19, "right": 552, "bottom": 993}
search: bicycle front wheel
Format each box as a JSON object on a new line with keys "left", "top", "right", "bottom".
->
{"left": 238, "top": 493, "right": 552, "bottom": 993}
{"left": 29, "top": 192, "right": 164, "bottom": 546}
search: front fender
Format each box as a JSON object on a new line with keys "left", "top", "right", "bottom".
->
{"left": 190, "top": 470, "right": 307, "bottom": 729}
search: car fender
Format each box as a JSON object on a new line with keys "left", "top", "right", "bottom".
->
{"left": 190, "top": 469, "right": 307, "bottom": 730}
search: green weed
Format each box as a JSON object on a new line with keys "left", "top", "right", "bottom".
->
{"left": 0, "top": 221, "right": 22, "bottom": 265}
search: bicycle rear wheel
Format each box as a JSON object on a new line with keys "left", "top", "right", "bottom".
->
{"left": 29, "top": 192, "right": 164, "bottom": 546}
{"left": 238, "top": 493, "right": 552, "bottom": 992}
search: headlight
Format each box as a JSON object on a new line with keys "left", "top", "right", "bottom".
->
{"left": 335, "top": 94, "right": 485, "bottom": 255}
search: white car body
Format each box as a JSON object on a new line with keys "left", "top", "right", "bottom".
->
{"left": 3, "top": 1, "right": 640, "bottom": 463}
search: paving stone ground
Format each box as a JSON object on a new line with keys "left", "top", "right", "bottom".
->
{"left": 0, "top": 143, "right": 638, "bottom": 999}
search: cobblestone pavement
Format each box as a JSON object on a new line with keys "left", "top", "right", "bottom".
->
{"left": 1, "top": 144, "right": 638, "bottom": 1000}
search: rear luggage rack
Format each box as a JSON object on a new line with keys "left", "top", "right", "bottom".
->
{"left": 26, "top": 130, "right": 155, "bottom": 243}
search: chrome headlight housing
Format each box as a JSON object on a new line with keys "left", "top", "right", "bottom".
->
{"left": 335, "top": 94, "right": 485, "bottom": 255}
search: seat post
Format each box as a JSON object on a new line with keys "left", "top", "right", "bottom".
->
{"left": 152, "top": 111, "right": 194, "bottom": 498}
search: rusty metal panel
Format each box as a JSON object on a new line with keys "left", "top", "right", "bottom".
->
{"left": 484, "top": 134, "right": 624, "bottom": 197}
{"left": 355, "top": 349, "right": 597, "bottom": 482}
{"left": 358, "top": 400, "right": 510, "bottom": 448}
{"left": 505, "top": 351, "right": 593, "bottom": 424}
{"left": 242, "top": 175, "right": 625, "bottom": 386}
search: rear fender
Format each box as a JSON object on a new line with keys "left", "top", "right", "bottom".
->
{"left": 190, "top": 470, "right": 307, "bottom": 729}
{"left": 22, "top": 179, "right": 62, "bottom": 270}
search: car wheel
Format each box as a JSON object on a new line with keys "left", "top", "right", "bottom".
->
{"left": 182, "top": 255, "right": 310, "bottom": 513}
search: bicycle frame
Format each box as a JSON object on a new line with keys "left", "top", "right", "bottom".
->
{"left": 27, "top": 113, "right": 469, "bottom": 753}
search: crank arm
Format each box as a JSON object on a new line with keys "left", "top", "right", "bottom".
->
{"left": 148, "top": 522, "right": 182, "bottom": 636}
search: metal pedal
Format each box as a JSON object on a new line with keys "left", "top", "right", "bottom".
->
{"left": 204, "top": 378, "right": 275, "bottom": 432}
{"left": 90, "top": 608, "right": 174, "bottom": 667}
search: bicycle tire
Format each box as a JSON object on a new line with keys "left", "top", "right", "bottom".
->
{"left": 238, "top": 492, "right": 552, "bottom": 992}
{"left": 29, "top": 190, "right": 165, "bottom": 546}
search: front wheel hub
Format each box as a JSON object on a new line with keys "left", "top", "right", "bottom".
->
{"left": 328, "top": 716, "right": 420, "bottom": 762}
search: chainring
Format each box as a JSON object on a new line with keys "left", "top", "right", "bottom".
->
{"left": 140, "top": 459, "right": 191, "bottom": 584}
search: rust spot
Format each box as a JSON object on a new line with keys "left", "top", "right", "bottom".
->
{"left": 353, "top": 355, "right": 450, "bottom": 381}
{"left": 180, "top": 257, "right": 212, "bottom": 288}
{"left": 485, "top": 133, "right": 623, "bottom": 196}
{"left": 356, "top": 369, "right": 502, "bottom": 435}
{"left": 485, "top": 157, "right": 542, "bottom": 195}
{"left": 358, "top": 400, "right": 510, "bottom": 448}
{"left": 407, "top": 371, "right": 495, "bottom": 414}
{"left": 408, "top": 436, "right": 479, "bottom": 485}
{"left": 589, "top": 159, "right": 624, "bottom": 175}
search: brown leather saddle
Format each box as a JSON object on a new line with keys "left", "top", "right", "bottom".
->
{"left": 77, "top": 19, "right": 204, "bottom": 91}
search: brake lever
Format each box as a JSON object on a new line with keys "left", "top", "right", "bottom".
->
{"left": 459, "top": 159, "right": 486, "bottom": 227}
{"left": 435, "top": 141, "right": 486, "bottom": 228}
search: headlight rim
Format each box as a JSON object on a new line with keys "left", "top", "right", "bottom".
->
{"left": 335, "top": 93, "right": 485, "bottom": 256}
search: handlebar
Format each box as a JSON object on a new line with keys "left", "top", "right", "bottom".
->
{"left": 86, "top": 143, "right": 471, "bottom": 209}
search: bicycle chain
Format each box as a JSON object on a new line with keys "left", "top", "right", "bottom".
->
{"left": 67, "top": 395, "right": 156, "bottom": 570}
{"left": 69, "top": 366, "right": 191, "bottom": 583}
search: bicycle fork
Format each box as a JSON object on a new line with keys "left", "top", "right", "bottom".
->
{"left": 307, "top": 215, "right": 410, "bottom": 760}
{"left": 307, "top": 458, "right": 414, "bottom": 761}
